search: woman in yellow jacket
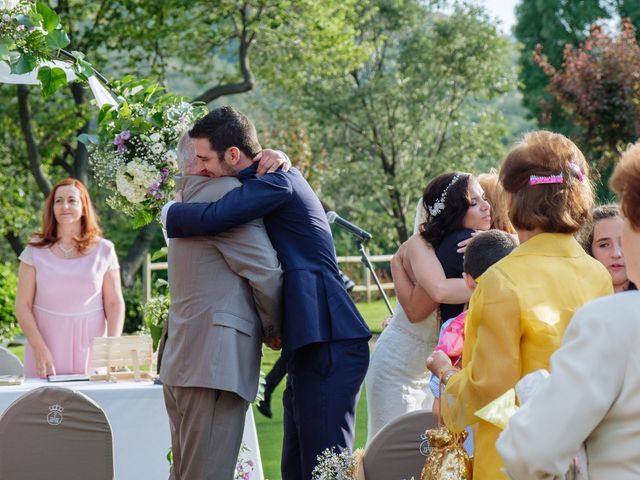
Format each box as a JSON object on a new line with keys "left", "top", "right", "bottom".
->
{"left": 427, "top": 131, "right": 613, "bottom": 479}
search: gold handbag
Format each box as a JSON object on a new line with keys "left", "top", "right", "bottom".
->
{"left": 420, "top": 372, "right": 472, "bottom": 480}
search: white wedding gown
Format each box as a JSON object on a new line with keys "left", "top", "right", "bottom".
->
{"left": 365, "top": 303, "right": 439, "bottom": 443}
{"left": 365, "top": 199, "right": 439, "bottom": 443}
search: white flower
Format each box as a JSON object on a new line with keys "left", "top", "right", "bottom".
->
{"left": 149, "top": 132, "right": 161, "bottom": 143}
{"left": 151, "top": 143, "right": 164, "bottom": 155}
{"left": 0, "top": 0, "right": 19, "bottom": 11}
{"left": 116, "top": 172, "right": 146, "bottom": 204}
{"left": 115, "top": 160, "right": 160, "bottom": 204}
{"left": 164, "top": 150, "right": 178, "bottom": 169}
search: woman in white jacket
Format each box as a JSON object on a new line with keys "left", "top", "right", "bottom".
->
{"left": 497, "top": 142, "right": 640, "bottom": 479}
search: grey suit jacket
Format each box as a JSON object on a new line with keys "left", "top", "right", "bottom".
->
{"left": 159, "top": 175, "right": 283, "bottom": 402}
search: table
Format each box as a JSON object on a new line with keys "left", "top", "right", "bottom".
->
{"left": 0, "top": 380, "right": 264, "bottom": 480}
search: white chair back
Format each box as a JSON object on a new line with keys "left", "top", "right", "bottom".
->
{"left": 363, "top": 409, "right": 437, "bottom": 480}
{"left": 0, "top": 346, "right": 23, "bottom": 376}
{"left": 0, "top": 386, "right": 114, "bottom": 480}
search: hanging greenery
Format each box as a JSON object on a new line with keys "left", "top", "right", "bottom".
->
{"left": 0, "top": 0, "right": 97, "bottom": 96}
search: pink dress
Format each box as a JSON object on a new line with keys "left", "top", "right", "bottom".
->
{"left": 19, "top": 239, "right": 119, "bottom": 377}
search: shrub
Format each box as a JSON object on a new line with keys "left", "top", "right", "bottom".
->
{"left": 0, "top": 263, "right": 20, "bottom": 344}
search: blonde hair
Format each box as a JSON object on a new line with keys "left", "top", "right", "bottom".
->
{"left": 477, "top": 171, "right": 515, "bottom": 234}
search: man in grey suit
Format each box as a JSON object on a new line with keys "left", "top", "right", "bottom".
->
{"left": 159, "top": 135, "right": 284, "bottom": 480}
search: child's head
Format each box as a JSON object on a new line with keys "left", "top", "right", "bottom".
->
{"left": 420, "top": 172, "right": 491, "bottom": 247}
{"left": 499, "top": 130, "right": 593, "bottom": 234}
{"left": 462, "top": 229, "right": 518, "bottom": 289}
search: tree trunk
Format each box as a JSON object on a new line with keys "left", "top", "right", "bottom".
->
{"left": 388, "top": 187, "right": 409, "bottom": 242}
{"left": 6, "top": 233, "right": 24, "bottom": 257}
{"left": 120, "top": 222, "right": 158, "bottom": 287}
{"left": 17, "top": 85, "right": 51, "bottom": 196}
{"left": 70, "top": 83, "right": 89, "bottom": 185}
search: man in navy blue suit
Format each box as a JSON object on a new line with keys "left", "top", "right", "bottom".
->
{"left": 163, "top": 106, "right": 371, "bottom": 479}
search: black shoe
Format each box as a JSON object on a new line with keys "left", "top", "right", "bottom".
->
{"left": 256, "top": 399, "right": 272, "bottom": 418}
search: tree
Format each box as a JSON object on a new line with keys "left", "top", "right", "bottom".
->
{"left": 291, "top": 0, "right": 515, "bottom": 246}
{"left": 514, "top": 0, "right": 609, "bottom": 132}
{"left": 534, "top": 20, "right": 640, "bottom": 199}
{"left": 0, "top": 0, "right": 367, "bottom": 286}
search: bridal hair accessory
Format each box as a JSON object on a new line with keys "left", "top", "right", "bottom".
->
{"left": 428, "top": 174, "right": 461, "bottom": 217}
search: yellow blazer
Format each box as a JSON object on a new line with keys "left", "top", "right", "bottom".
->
{"left": 441, "top": 233, "right": 613, "bottom": 479}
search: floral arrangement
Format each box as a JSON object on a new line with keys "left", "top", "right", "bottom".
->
{"left": 87, "top": 76, "right": 207, "bottom": 227}
{"left": 142, "top": 293, "right": 169, "bottom": 351}
{"left": 235, "top": 443, "right": 255, "bottom": 480}
{"left": 311, "top": 448, "right": 364, "bottom": 480}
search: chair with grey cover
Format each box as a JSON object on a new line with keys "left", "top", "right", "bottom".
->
{"left": 0, "top": 386, "right": 114, "bottom": 480}
{"left": 0, "top": 346, "right": 23, "bottom": 376}
{"left": 362, "top": 409, "right": 438, "bottom": 480}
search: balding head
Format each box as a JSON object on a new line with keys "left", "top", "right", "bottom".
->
{"left": 177, "top": 133, "right": 198, "bottom": 175}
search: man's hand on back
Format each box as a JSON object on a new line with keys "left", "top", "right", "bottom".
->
{"left": 254, "top": 149, "right": 291, "bottom": 176}
{"left": 264, "top": 336, "right": 282, "bottom": 351}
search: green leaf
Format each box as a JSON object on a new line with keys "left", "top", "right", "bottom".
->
{"left": 27, "top": 11, "right": 44, "bottom": 27}
{"left": 77, "top": 133, "right": 100, "bottom": 145}
{"left": 98, "top": 104, "right": 115, "bottom": 124}
{"left": 73, "top": 58, "right": 94, "bottom": 81}
{"left": 150, "top": 247, "right": 168, "bottom": 261}
{"left": 0, "top": 39, "right": 11, "bottom": 60}
{"left": 36, "top": 2, "right": 60, "bottom": 32}
{"left": 37, "top": 66, "right": 67, "bottom": 97}
{"left": 132, "top": 209, "right": 155, "bottom": 229}
{"left": 45, "top": 30, "right": 70, "bottom": 50}
{"left": 10, "top": 53, "right": 37, "bottom": 75}
{"left": 119, "top": 101, "right": 131, "bottom": 119}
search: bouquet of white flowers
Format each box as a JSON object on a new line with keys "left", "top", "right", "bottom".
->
{"left": 86, "top": 77, "right": 207, "bottom": 227}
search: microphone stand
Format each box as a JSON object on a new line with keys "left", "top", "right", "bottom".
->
{"left": 355, "top": 238, "right": 394, "bottom": 316}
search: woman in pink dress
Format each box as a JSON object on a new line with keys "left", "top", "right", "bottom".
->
{"left": 15, "top": 178, "right": 125, "bottom": 378}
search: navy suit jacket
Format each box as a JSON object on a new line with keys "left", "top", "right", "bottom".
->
{"left": 167, "top": 165, "right": 371, "bottom": 356}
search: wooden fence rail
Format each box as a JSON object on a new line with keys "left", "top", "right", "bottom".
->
{"left": 142, "top": 253, "right": 395, "bottom": 304}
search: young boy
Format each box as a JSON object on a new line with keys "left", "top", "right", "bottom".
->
{"left": 430, "top": 229, "right": 518, "bottom": 416}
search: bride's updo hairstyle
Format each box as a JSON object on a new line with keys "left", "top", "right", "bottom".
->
{"left": 499, "top": 131, "right": 593, "bottom": 234}
{"left": 420, "top": 171, "right": 473, "bottom": 248}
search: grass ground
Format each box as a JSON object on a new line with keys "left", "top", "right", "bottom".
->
{"left": 9, "top": 297, "right": 394, "bottom": 480}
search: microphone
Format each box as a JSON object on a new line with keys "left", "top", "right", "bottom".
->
{"left": 326, "top": 211, "right": 373, "bottom": 242}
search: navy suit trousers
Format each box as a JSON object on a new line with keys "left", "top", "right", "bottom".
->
{"left": 281, "top": 338, "right": 369, "bottom": 479}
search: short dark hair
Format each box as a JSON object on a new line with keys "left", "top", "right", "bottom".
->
{"left": 420, "top": 172, "right": 473, "bottom": 248}
{"left": 188, "top": 106, "right": 261, "bottom": 159}
{"left": 463, "top": 229, "right": 518, "bottom": 279}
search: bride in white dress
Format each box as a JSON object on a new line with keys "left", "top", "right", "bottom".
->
{"left": 366, "top": 174, "right": 486, "bottom": 442}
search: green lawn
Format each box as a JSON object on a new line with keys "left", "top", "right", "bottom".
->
{"left": 10, "top": 297, "right": 394, "bottom": 480}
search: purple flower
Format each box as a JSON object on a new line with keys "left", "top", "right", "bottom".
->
{"left": 160, "top": 168, "right": 169, "bottom": 181}
{"left": 120, "top": 130, "right": 131, "bottom": 140}
{"left": 2, "top": 14, "right": 11, "bottom": 22}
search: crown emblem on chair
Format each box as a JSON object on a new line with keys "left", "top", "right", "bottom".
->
{"left": 46, "top": 404, "right": 64, "bottom": 426}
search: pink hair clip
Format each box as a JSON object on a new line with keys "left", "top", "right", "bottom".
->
{"left": 569, "top": 162, "right": 585, "bottom": 182}
{"left": 529, "top": 173, "right": 563, "bottom": 186}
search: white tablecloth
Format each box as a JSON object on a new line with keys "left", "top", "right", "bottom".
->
{"left": 0, "top": 379, "right": 264, "bottom": 480}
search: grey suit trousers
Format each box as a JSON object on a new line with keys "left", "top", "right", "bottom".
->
{"left": 163, "top": 385, "right": 248, "bottom": 480}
